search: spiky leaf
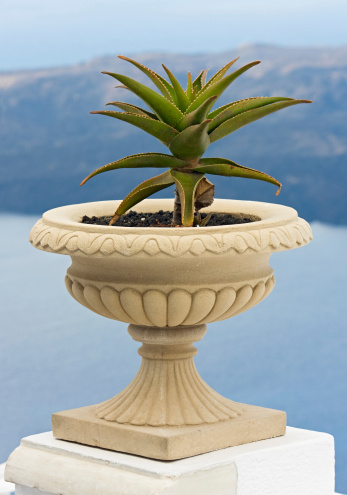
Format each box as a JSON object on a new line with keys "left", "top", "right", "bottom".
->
{"left": 192, "top": 69, "right": 209, "bottom": 94}
{"left": 118, "top": 55, "right": 174, "bottom": 102}
{"left": 208, "top": 96, "right": 294, "bottom": 133}
{"left": 81, "top": 153, "right": 187, "bottom": 186}
{"left": 208, "top": 102, "right": 235, "bottom": 120}
{"left": 169, "top": 120, "right": 211, "bottom": 161}
{"left": 162, "top": 64, "right": 190, "bottom": 111}
{"left": 202, "top": 58, "right": 239, "bottom": 92}
{"left": 170, "top": 170, "right": 205, "bottom": 226}
{"left": 90, "top": 111, "right": 178, "bottom": 145}
{"left": 102, "top": 72, "right": 183, "bottom": 127}
{"left": 193, "top": 157, "right": 282, "bottom": 194}
{"left": 186, "top": 72, "right": 193, "bottom": 101}
{"left": 105, "top": 101, "right": 158, "bottom": 119}
{"left": 110, "top": 170, "right": 175, "bottom": 225}
{"left": 209, "top": 99, "right": 312, "bottom": 142}
{"left": 186, "top": 61, "right": 260, "bottom": 113}
{"left": 176, "top": 96, "right": 217, "bottom": 131}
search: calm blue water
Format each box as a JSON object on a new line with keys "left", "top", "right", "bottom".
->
{"left": 0, "top": 215, "right": 346, "bottom": 492}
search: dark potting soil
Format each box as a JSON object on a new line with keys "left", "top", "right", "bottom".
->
{"left": 82, "top": 210, "right": 260, "bottom": 227}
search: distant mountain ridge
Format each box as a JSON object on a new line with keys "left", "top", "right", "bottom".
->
{"left": 1, "top": 44, "right": 346, "bottom": 223}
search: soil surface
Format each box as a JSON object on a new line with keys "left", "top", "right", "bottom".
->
{"left": 82, "top": 210, "right": 260, "bottom": 227}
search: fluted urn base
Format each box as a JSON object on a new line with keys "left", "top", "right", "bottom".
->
{"left": 52, "top": 324, "right": 286, "bottom": 460}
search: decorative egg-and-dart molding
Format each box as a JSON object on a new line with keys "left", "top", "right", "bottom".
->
{"left": 29, "top": 199, "right": 312, "bottom": 460}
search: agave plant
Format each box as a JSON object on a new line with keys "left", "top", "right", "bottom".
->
{"left": 81, "top": 56, "right": 311, "bottom": 226}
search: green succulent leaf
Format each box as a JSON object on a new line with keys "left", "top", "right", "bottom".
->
{"left": 192, "top": 69, "right": 209, "bottom": 95}
{"left": 207, "top": 102, "right": 235, "bottom": 120}
{"left": 162, "top": 64, "right": 190, "bottom": 112}
{"left": 186, "top": 72, "right": 193, "bottom": 101}
{"left": 202, "top": 58, "right": 239, "bottom": 92}
{"left": 170, "top": 169, "right": 205, "bottom": 226}
{"left": 208, "top": 97, "right": 271, "bottom": 120}
{"left": 193, "top": 157, "right": 282, "bottom": 194}
{"left": 105, "top": 101, "right": 158, "bottom": 119}
{"left": 110, "top": 170, "right": 175, "bottom": 225}
{"left": 208, "top": 96, "right": 294, "bottom": 132}
{"left": 176, "top": 95, "right": 217, "bottom": 131}
{"left": 118, "top": 55, "right": 175, "bottom": 102}
{"left": 81, "top": 153, "right": 187, "bottom": 186}
{"left": 198, "top": 212, "right": 213, "bottom": 227}
{"left": 169, "top": 120, "right": 211, "bottom": 161}
{"left": 186, "top": 60, "right": 260, "bottom": 114}
{"left": 208, "top": 96, "right": 280, "bottom": 120}
{"left": 90, "top": 111, "right": 179, "bottom": 145}
{"left": 209, "top": 99, "right": 312, "bottom": 142}
{"left": 102, "top": 72, "right": 183, "bottom": 127}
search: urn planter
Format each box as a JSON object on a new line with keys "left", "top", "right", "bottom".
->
{"left": 29, "top": 198, "right": 312, "bottom": 460}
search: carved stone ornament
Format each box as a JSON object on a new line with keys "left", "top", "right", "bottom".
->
{"left": 30, "top": 199, "right": 312, "bottom": 258}
{"left": 29, "top": 199, "right": 312, "bottom": 460}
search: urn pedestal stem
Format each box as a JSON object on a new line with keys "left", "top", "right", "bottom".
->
{"left": 96, "top": 324, "right": 243, "bottom": 426}
{"left": 52, "top": 322, "right": 287, "bottom": 460}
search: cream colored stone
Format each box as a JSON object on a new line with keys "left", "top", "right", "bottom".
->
{"left": 95, "top": 324, "right": 239, "bottom": 426}
{"left": 29, "top": 199, "right": 312, "bottom": 458}
{"left": 52, "top": 403, "right": 285, "bottom": 460}
{"left": 51, "top": 323, "right": 286, "bottom": 459}
{"left": 30, "top": 199, "right": 312, "bottom": 326}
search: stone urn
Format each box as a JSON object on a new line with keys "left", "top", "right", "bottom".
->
{"left": 29, "top": 198, "right": 312, "bottom": 460}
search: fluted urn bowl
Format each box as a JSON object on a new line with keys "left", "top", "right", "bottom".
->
{"left": 29, "top": 198, "right": 312, "bottom": 460}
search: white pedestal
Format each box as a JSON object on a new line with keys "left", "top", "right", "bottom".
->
{"left": 5, "top": 427, "right": 335, "bottom": 495}
{"left": 0, "top": 463, "right": 14, "bottom": 495}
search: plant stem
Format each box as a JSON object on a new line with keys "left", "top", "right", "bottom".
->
{"left": 173, "top": 188, "right": 182, "bottom": 225}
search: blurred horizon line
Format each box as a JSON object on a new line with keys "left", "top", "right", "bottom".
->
{"left": 2, "top": 42, "right": 347, "bottom": 74}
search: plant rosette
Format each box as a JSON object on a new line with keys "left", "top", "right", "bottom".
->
{"left": 29, "top": 197, "right": 312, "bottom": 460}
{"left": 80, "top": 55, "right": 311, "bottom": 227}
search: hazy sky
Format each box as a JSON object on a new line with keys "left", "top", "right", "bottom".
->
{"left": 1, "top": 0, "right": 347, "bottom": 71}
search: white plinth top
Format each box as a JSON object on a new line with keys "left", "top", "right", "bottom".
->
{"left": 18, "top": 427, "right": 332, "bottom": 478}
{"left": 5, "top": 427, "right": 335, "bottom": 495}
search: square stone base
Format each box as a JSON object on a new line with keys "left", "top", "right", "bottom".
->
{"left": 52, "top": 403, "right": 286, "bottom": 460}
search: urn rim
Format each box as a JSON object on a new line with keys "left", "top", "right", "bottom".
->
{"left": 41, "top": 198, "right": 298, "bottom": 235}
